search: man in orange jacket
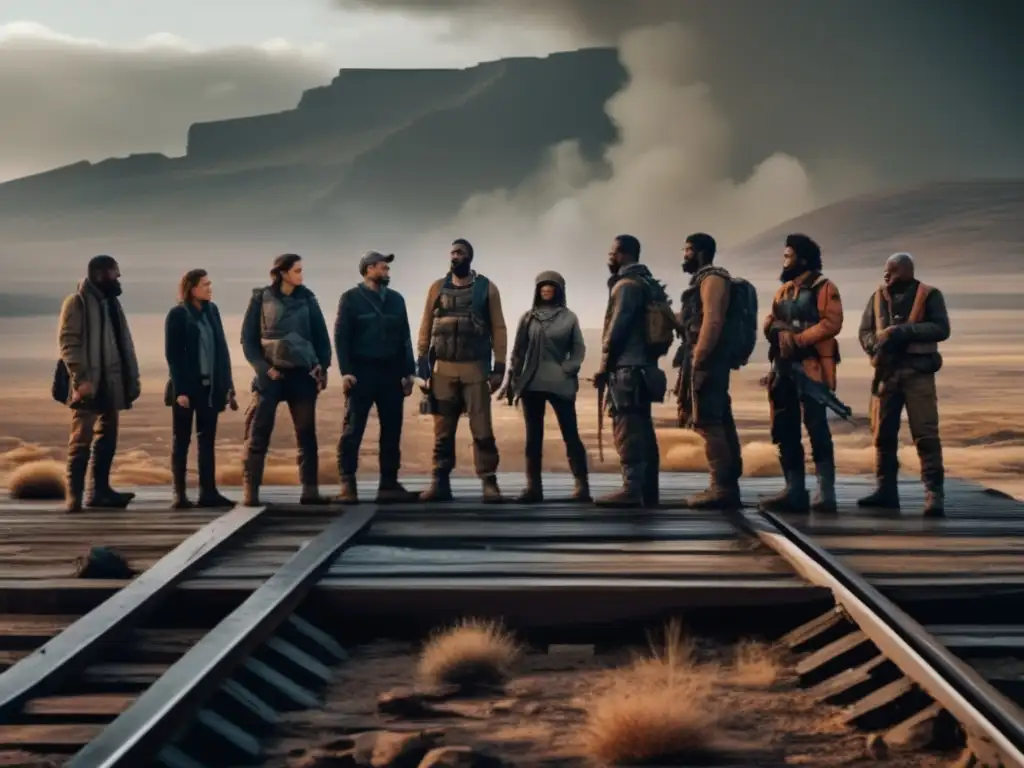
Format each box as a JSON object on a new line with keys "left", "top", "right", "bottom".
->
{"left": 760, "top": 234, "right": 843, "bottom": 514}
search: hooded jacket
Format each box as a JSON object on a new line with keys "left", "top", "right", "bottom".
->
{"left": 508, "top": 271, "right": 585, "bottom": 401}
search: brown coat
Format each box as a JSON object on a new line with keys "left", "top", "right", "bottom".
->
{"left": 417, "top": 273, "right": 508, "bottom": 383}
{"left": 58, "top": 280, "right": 141, "bottom": 411}
{"left": 762, "top": 272, "right": 843, "bottom": 389}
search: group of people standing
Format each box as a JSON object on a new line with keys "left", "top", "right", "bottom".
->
{"left": 53, "top": 233, "right": 950, "bottom": 516}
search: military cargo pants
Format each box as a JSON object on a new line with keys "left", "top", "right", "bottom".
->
{"left": 608, "top": 367, "right": 660, "bottom": 497}
{"left": 691, "top": 365, "right": 743, "bottom": 490}
{"left": 769, "top": 374, "right": 834, "bottom": 472}
{"left": 431, "top": 372, "right": 499, "bottom": 478}
{"left": 338, "top": 364, "right": 405, "bottom": 481}
{"left": 67, "top": 407, "right": 120, "bottom": 502}
{"left": 871, "top": 370, "right": 944, "bottom": 491}
{"left": 243, "top": 371, "right": 320, "bottom": 488}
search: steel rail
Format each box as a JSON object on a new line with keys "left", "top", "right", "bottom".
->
{"left": 66, "top": 505, "right": 377, "bottom": 768}
{"left": 0, "top": 504, "right": 270, "bottom": 721}
{"left": 746, "top": 509, "right": 1024, "bottom": 768}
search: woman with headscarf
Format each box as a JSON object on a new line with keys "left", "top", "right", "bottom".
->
{"left": 503, "top": 271, "right": 590, "bottom": 502}
{"left": 164, "top": 269, "right": 237, "bottom": 509}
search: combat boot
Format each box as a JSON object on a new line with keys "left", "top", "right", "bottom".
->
{"left": 595, "top": 465, "right": 645, "bottom": 508}
{"left": 923, "top": 488, "right": 945, "bottom": 517}
{"left": 856, "top": 478, "right": 900, "bottom": 510}
{"left": 516, "top": 471, "right": 543, "bottom": 503}
{"left": 300, "top": 485, "right": 331, "bottom": 505}
{"left": 375, "top": 477, "right": 417, "bottom": 504}
{"left": 420, "top": 473, "right": 454, "bottom": 503}
{"left": 685, "top": 484, "right": 742, "bottom": 511}
{"left": 334, "top": 475, "right": 359, "bottom": 504}
{"left": 481, "top": 474, "right": 503, "bottom": 504}
{"left": 811, "top": 462, "right": 838, "bottom": 514}
{"left": 86, "top": 442, "right": 135, "bottom": 509}
{"left": 570, "top": 474, "right": 592, "bottom": 503}
{"left": 758, "top": 465, "right": 810, "bottom": 514}
{"left": 171, "top": 458, "right": 192, "bottom": 510}
{"left": 688, "top": 429, "right": 743, "bottom": 510}
{"left": 242, "top": 457, "right": 263, "bottom": 507}
{"left": 65, "top": 457, "right": 87, "bottom": 514}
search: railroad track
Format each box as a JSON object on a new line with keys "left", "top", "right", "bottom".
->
{"left": 0, "top": 474, "right": 1022, "bottom": 766}
{"left": 746, "top": 509, "right": 1024, "bottom": 768}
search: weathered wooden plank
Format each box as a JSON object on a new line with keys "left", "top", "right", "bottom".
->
{"left": 0, "top": 723, "right": 104, "bottom": 749}
{"left": 23, "top": 693, "right": 138, "bottom": 717}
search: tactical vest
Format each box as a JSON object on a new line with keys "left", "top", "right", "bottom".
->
{"left": 679, "top": 266, "right": 729, "bottom": 348}
{"left": 873, "top": 282, "right": 936, "bottom": 355}
{"left": 257, "top": 288, "right": 317, "bottom": 370}
{"left": 430, "top": 276, "right": 491, "bottom": 364}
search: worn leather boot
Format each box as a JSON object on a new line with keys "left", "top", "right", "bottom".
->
{"left": 688, "top": 427, "right": 742, "bottom": 510}
{"left": 171, "top": 457, "right": 192, "bottom": 510}
{"left": 759, "top": 465, "right": 810, "bottom": 514}
{"left": 858, "top": 452, "right": 901, "bottom": 509}
{"left": 86, "top": 445, "right": 135, "bottom": 509}
{"left": 516, "top": 472, "right": 543, "bottom": 503}
{"left": 482, "top": 474, "right": 503, "bottom": 504}
{"left": 570, "top": 475, "right": 592, "bottom": 503}
{"left": 811, "top": 462, "right": 838, "bottom": 514}
{"left": 595, "top": 465, "right": 645, "bottom": 508}
{"left": 375, "top": 477, "right": 417, "bottom": 504}
{"left": 923, "top": 488, "right": 945, "bottom": 517}
{"left": 334, "top": 475, "right": 359, "bottom": 504}
{"left": 300, "top": 485, "right": 331, "bottom": 505}
{"left": 420, "top": 473, "right": 454, "bottom": 503}
{"left": 242, "top": 457, "right": 263, "bottom": 507}
{"left": 65, "top": 455, "right": 87, "bottom": 514}
{"left": 685, "top": 484, "right": 742, "bottom": 510}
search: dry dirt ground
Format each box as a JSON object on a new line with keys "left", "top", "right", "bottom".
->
{"left": 273, "top": 621, "right": 956, "bottom": 768}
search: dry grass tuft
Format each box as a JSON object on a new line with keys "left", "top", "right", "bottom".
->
{"left": 729, "top": 640, "right": 784, "bottom": 689}
{"left": 580, "top": 619, "right": 726, "bottom": 765}
{"left": 7, "top": 460, "right": 66, "bottom": 500}
{"left": 418, "top": 618, "right": 522, "bottom": 688}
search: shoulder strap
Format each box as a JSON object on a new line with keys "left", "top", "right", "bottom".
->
{"left": 907, "top": 283, "right": 934, "bottom": 324}
{"left": 873, "top": 287, "right": 885, "bottom": 334}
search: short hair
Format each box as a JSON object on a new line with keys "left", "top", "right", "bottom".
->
{"left": 887, "top": 252, "right": 914, "bottom": 269}
{"left": 451, "top": 238, "right": 474, "bottom": 260}
{"left": 87, "top": 254, "right": 118, "bottom": 279}
{"left": 785, "top": 234, "right": 823, "bottom": 272}
{"left": 270, "top": 253, "right": 302, "bottom": 286}
{"left": 177, "top": 269, "right": 208, "bottom": 303}
{"left": 614, "top": 234, "right": 641, "bottom": 261}
{"left": 685, "top": 232, "right": 717, "bottom": 259}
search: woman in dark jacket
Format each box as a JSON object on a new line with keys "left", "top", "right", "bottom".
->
{"left": 240, "top": 253, "right": 332, "bottom": 507}
{"left": 165, "top": 269, "right": 237, "bottom": 509}
{"left": 503, "top": 270, "right": 590, "bottom": 503}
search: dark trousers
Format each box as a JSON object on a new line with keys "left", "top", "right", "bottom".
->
{"left": 338, "top": 365, "right": 405, "bottom": 480}
{"left": 520, "top": 390, "right": 588, "bottom": 479}
{"left": 172, "top": 388, "right": 219, "bottom": 493}
{"left": 244, "top": 371, "right": 319, "bottom": 488}
{"left": 769, "top": 374, "right": 834, "bottom": 471}
{"left": 871, "top": 370, "right": 943, "bottom": 491}
{"left": 692, "top": 365, "right": 743, "bottom": 489}
{"left": 66, "top": 408, "right": 120, "bottom": 501}
{"left": 608, "top": 368, "right": 660, "bottom": 494}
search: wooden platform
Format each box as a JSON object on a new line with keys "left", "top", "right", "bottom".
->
{"left": 1, "top": 473, "right": 1021, "bottom": 628}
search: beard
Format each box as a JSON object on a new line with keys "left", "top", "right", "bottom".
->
{"left": 607, "top": 260, "right": 619, "bottom": 275}
{"left": 372, "top": 276, "right": 390, "bottom": 287}
{"left": 682, "top": 259, "right": 699, "bottom": 275}
{"left": 451, "top": 260, "right": 471, "bottom": 278}
{"left": 100, "top": 279, "right": 123, "bottom": 298}
{"left": 780, "top": 265, "right": 805, "bottom": 283}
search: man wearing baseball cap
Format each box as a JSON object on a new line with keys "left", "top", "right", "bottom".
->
{"left": 333, "top": 250, "right": 417, "bottom": 503}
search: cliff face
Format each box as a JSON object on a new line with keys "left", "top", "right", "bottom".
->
{"left": 0, "top": 48, "right": 625, "bottom": 239}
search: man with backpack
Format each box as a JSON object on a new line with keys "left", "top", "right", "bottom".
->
{"left": 676, "top": 233, "right": 756, "bottom": 510}
{"left": 416, "top": 238, "right": 508, "bottom": 503}
{"left": 759, "top": 234, "right": 844, "bottom": 514}
{"left": 594, "top": 234, "right": 673, "bottom": 508}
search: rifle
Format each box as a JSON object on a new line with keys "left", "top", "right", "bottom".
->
{"left": 594, "top": 375, "right": 607, "bottom": 462}
{"left": 772, "top": 359, "right": 853, "bottom": 421}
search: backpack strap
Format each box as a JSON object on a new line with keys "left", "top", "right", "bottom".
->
{"left": 872, "top": 287, "right": 885, "bottom": 334}
{"left": 907, "top": 283, "right": 933, "bottom": 324}
{"left": 472, "top": 275, "right": 491, "bottom": 327}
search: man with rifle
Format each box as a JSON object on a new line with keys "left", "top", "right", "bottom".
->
{"left": 856, "top": 252, "right": 950, "bottom": 516}
{"left": 594, "top": 234, "right": 673, "bottom": 508}
{"left": 760, "top": 234, "right": 845, "bottom": 515}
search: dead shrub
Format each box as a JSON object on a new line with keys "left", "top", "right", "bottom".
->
{"left": 581, "top": 619, "right": 727, "bottom": 765}
{"left": 7, "top": 460, "right": 65, "bottom": 500}
{"left": 729, "top": 640, "right": 783, "bottom": 688}
{"left": 418, "top": 618, "right": 521, "bottom": 689}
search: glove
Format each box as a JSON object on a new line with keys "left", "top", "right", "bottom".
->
{"left": 416, "top": 356, "right": 431, "bottom": 381}
{"left": 488, "top": 365, "right": 505, "bottom": 395}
